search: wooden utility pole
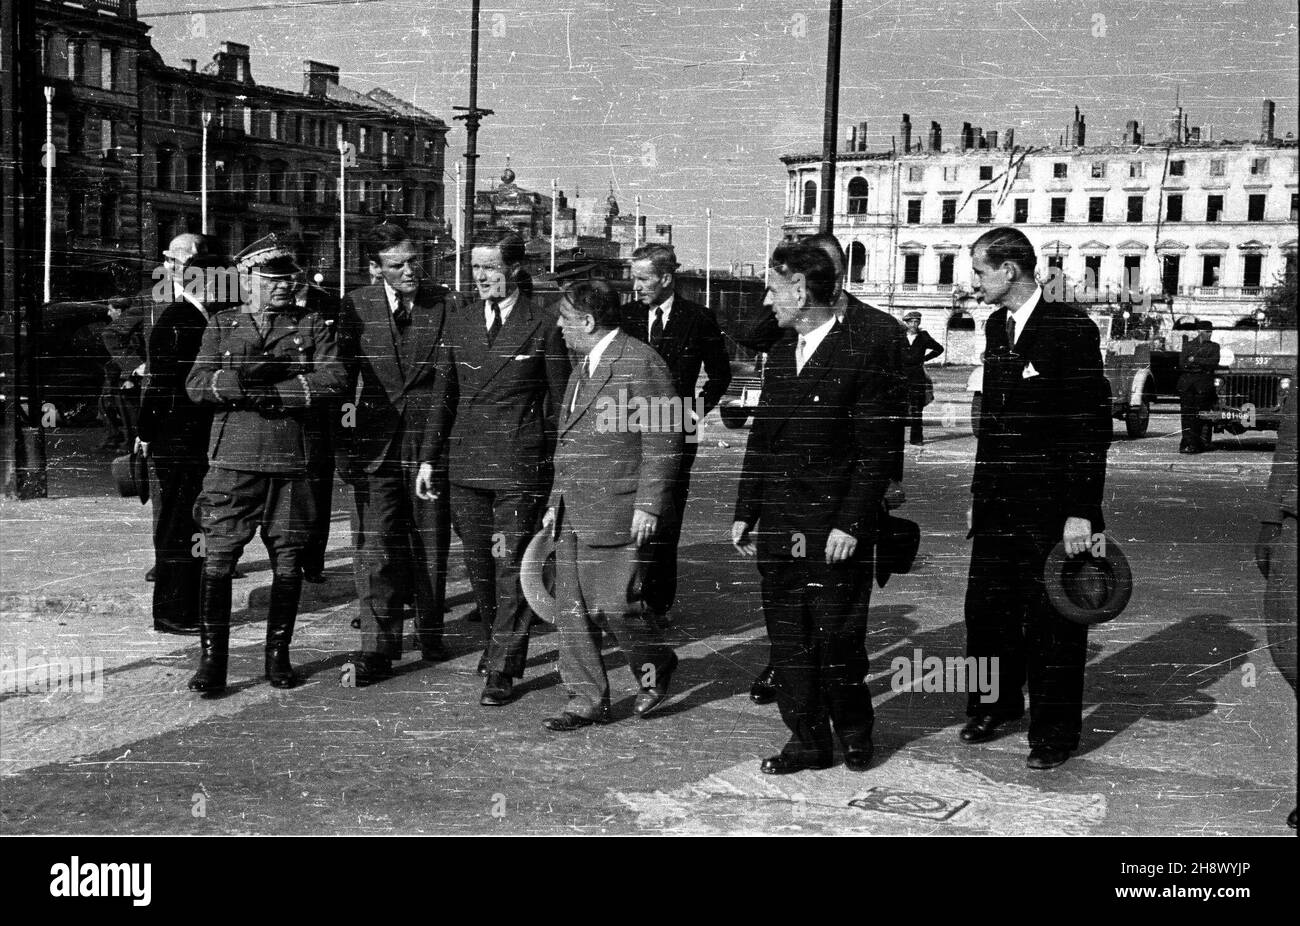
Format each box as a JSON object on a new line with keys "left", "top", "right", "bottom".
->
{"left": 818, "top": 0, "right": 843, "bottom": 234}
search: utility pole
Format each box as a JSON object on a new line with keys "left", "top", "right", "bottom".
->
{"left": 452, "top": 0, "right": 493, "bottom": 293}
{"left": 1, "top": 0, "right": 48, "bottom": 497}
{"left": 818, "top": 0, "right": 842, "bottom": 234}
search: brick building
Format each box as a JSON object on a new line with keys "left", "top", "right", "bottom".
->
{"left": 34, "top": 0, "right": 449, "bottom": 298}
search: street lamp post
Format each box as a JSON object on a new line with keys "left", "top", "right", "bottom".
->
{"left": 200, "top": 110, "right": 211, "bottom": 233}
{"left": 338, "top": 124, "right": 347, "bottom": 297}
{"left": 550, "top": 178, "right": 558, "bottom": 274}
{"left": 818, "top": 0, "right": 843, "bottom": 234}
{"left": 454, "top": 161, "right": 462, "bottom": 292}
{"left": 705, "top": 207, "right": 712, "bottom": 310}
{"left": 42, "top": 86, "right": 53, "bottom": 305}
{"left": 764, "top": 217, "right": 771, "bottom": 285}
{"left": 634, "top": 195, "right": 641, "bottom": 248}
{"left": 452, "top": 0, "right": 494, "bottom": 293}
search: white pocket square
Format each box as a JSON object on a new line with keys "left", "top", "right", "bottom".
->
{"left": 513, "top": 354, "right": 529, "bottom": 360}
{"left": 1022, "top": 363, "right": 1040, "bottom": 379}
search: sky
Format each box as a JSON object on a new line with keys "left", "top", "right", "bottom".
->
{"left": 137, "top": 0, "right": 1300, "bottom": 269}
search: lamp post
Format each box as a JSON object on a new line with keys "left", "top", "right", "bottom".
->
{"left": 818, "top": 0, "right": 843, "bottom": 234}
{"left": 42, "top": 86, "right": 54, "bottom": 305}
{"left": 705, "top": 207, "right": 712, "bottom": 310}
{"left": 338, "top": 123, "right": 347, "bottom": 297}
{"left": 454, "top": 161, "right": 462, "bottom": 292}
{"left": 550, "top": 178, "right": 558, "bottom": 273}
{"left": 200, "top": 110, "right": 211, "bottom": 233}
{"left": 764, "top": 216, "right": 771, "bottom": 286}
{"left": 452, "top": 0, "right": 494, "bottom": 292}
{"left": 634, "top": 194, "right": 641, "bottom": 248}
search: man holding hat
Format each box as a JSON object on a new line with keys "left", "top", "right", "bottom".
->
{"left": 901, "top": 311, "right": 943, "bottom": 445}
{"left": 962, "top": 227, "right": 1112, "bottom": 770}
{"left": 541, "top": 280, "right": 682, "bottom": 731}
{"left": 184, "top": 234, "right": 348, "bottom": 694}
{"left": 1177, "top": 320, "right": 1220, "bottom": 454}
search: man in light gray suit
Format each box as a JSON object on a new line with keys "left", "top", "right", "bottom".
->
{"left": 541, "top": 280, "right": 684, "bottom": 731}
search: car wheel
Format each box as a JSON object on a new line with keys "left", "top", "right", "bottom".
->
{"left": 1125, "top": 400, "right": 1150, "bottom": 439}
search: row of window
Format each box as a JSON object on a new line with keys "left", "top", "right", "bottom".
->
{"left": 901, "top": 191, "right": 1299, "bottom": 225}
{"left": 150, "top": 86, "right": 440, "bottom": 163}
{"left": 897, "top": 154, "right": 1286, "bottom": 184}
{"left": 880, "top": 250, "right": 1290, "bottom": 292}
{"left": 49, "top": 38, "right": 121, "bottom": 91}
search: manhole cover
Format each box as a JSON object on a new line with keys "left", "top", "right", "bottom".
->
{"left": 849, "top": 787, "right": 970, "bottom": 821}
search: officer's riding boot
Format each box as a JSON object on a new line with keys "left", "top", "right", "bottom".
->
{"left": 264, "top": 572, "right": 303, "bottom": 689}
{"left": 188, "top": 573, "right": 232, "bottom": 693}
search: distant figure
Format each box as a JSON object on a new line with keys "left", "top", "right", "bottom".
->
{"left": 1177, "top": 320, "right": 1220, "bottom": 454}
{"left": 901, "top": 311, "right": 943, "bottom": 445}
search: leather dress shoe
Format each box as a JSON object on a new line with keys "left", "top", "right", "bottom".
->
{"left": 760, "top": 753, "right": 832, "bottom": 775}
{"left": 633, "top": 653, "right": 678, "bottom": 718}
{"left": 542, "top": 703, "right": 611, "bottom": 732}
{"left": 1026, "top": 745, "right": 1073, "bottom": 770}
{"left": 344, "top": 652, "right": 392, "bottom": 687}
{"left": 480, "top": 671, "right": 515, "bottom": 706}
{"left": 420, "top": 639, "right": 449, "bottom": 662}
{"left": 843, "top": 742, "right": 875, "bottom": 772}
{"left": 749, "top": 666, "right": 777, "bottom": 705}
{"left": 959, "top": 712, "right": 1020, "bottom": 744}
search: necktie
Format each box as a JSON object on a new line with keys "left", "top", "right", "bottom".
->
{"left": 567, "top": 358, "right": 590, "bottom": 416}
{"left": 486, "top": 299, "right": 502, "bottom": 346}
{"left": 1004, "top": 312, "right": 1017, "bottom": 350}
{"left": 649, "top": 307, "right": 664, "bottom": 349}
{"left": 796, "top": 335, "right": 808, "bottom": 375}
{"left": 393, "top": 296, "right": 411, "bottom": 329}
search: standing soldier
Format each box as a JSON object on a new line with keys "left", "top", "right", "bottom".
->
{"left": 900, "top": 311, "right": 943, "bottom": 445}
{"left": 1178, "top": 320, "right": 1220, "bottom": 454}
{"left": 184, "top": 235, "right": 347, "bottom": 693}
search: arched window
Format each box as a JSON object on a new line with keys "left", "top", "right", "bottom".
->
{"left": 848, "top": 241, "right": 867, "bottom": 283}
{"left": 847, "top": 177, "right": 869, "bottom": 215}
{"left": 801, "top": 179, "right": 817, "bottom": 216}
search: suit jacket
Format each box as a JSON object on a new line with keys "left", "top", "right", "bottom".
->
{"left": 138, "top": 298, "right": 212, "bottom": 450}
{"left": 1177, "top": 337, "right": 1220, "bottom": 390}
{"left": 186, "top": 304, "right": 348, "bottom": 474}
{"left": 444, "top": 293, "right": 570, "bottom": 491}
{"left": 337, "top": 283, "right": 454, "bottom": 474}
{"left": 972, "top": 300, "right": 1111, "bottom": 533}
{"left": 735, "top": 318, "right": 904, "bottom": 563}
{"left": 620, "top": 294, "right": 731, "bottom": 417}
{"left": 902, "top": 330, "right": 944, "bottom": 385}
{"left": 549, "top": 331, "right": 683, "bottom": 547}
{"left": 101, "top": 290, "right": 153, "bottom": 376}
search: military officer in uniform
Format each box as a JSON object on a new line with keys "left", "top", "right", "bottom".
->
{"left": 1177, "top": 320, "right": 1219, "bottom": 454}
{"left": 184, "top": 235, "right": 348, "bottom": 694}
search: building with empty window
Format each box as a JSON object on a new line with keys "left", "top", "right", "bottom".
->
{"left": 782, "top": 104, "right": 1298, "bottom": 329}
{"left": 35, "top": 0, "right": 449, "bottom": 298}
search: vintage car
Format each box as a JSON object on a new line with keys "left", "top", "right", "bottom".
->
{"left": 1202, "top": 331, "right": 1296, "bottom": 435}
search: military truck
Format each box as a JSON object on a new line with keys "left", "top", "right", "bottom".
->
{"left": 1201, "top": 329, "right": 1296, "bottom": 435}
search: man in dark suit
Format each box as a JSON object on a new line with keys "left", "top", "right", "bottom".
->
{"left": 901, "top": 311, "right": 944, "bottom": 445}
{"left": 737, "top": 233, "right": 907, "bottom": 707}
{"left": 961, "top": 227, "right": 1112, "bottom": 769}
{"left": 620, "top": 243, "right": 730, "bottom": 622}
{"left": 185, "top": 236, "right": 348, "bottom": 693}
{"left": 439, "top": 232, "right": 569, "bottom": 707}
{"left": 1177, "top": 321, "right": 1220, "bottom": 454}
{"left": 732, "top": 241, "right": 903, "bottom": 774}
{"left": 541, "top": 280, "right": 683, "bottom": 731}
{"left": 338, "top": 223, "right": 455, "bottom": 685}
{"left": 139, "top": 245, "right": 224, "bottom": 634}
{"left": 295, "top": 277, "right": 345, "bottom": 583}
